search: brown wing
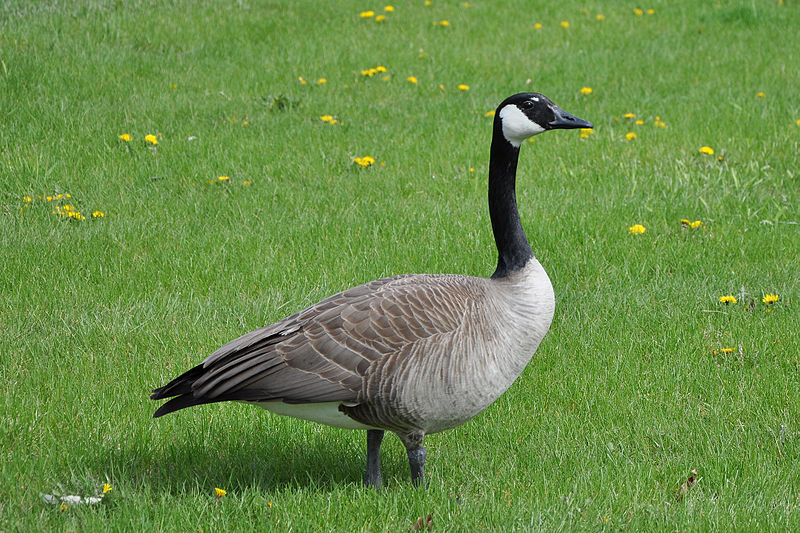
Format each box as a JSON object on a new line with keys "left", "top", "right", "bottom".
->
{"left": 151, "top": 274, "right": 480, "bottom": 416}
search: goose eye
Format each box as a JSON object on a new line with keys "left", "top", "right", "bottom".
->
{"left": 519, "top": 100, "right": 534, "bottom": 110}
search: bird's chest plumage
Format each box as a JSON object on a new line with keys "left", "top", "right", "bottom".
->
{"left": 355, "top": 260, "right": 555, "bottom": 434}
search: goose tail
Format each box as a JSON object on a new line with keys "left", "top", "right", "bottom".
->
{"left": 150, "top": 364, "right": 211, "bottom": 418}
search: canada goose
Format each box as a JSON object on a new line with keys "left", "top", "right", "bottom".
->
{"left": 151, "top": 93, "right": 592, "bottom": 488}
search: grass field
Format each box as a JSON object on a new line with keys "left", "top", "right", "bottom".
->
{"left": 2, "top": 0, "right": 799, "bottom": 530}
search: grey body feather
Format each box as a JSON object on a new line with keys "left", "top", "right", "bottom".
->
{"left": 152, "top": 265, "right": 554, "bottom": 446}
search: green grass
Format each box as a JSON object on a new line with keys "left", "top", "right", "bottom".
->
{"left": 2, "top": 0, "right": 799, "bottom": 530}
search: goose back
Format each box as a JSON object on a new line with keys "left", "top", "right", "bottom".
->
{"left": 153, "top": 260, "right": 554, "bottom": 435}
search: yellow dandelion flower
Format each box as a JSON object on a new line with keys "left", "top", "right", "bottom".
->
{"left": 320, "top": 115, "right": 333, "bottom": 122}
{"left": 698, "top": 146, "right": 714, "bottom": 155}
{"left": 242, "top": 180, "right": 253, "bottom": 186}
{"left": 384, "top": 5, "right": 395, "bottom": 12}
{"left": 218, "top": 175, "right": 230, "bottom": 181}
{"left": 103, "top": 483, "right": 113, "bottom": 493}
{"left": 407, "top": 76, "right": 418, "bottom": 84}
{"left": 485, "top": 110, "right": 496, "bottom": 117}
{"left": 360, "top": 10, "right": 375, "bottom": 18}
{"left": 92, "top": 211, "right": 105, "bottom": 218}
{"left": 646, "top": 8, "right": 655, "bottom": 15}
{"left": 623, "top": 112, "right": 636, "bottom": 119}
{"left": 628, "top": 224, "right": 646, "bottom": 234}
{"left": 376, "top": 66, "right": 387, "bottom": 73}
{"left": 534, "top": 23, "right": 542, "bottom": 30}
{"left": 654, "top": 119, "right": 667, "bottom": 128}
{"left": 317, "top": 78, "right": 327, "bottom": 85}
{"left": 625, "top": 132, "right": 637, "bottom": 141}
{"left": 579, "top": 128, "right": 594, "bottom": 139}
{"left": 23, "top": 195, "right": 32, "bottom": 202}
{"left": 214, "top": 488, "right": 227, "bottom": 498}
{"left": 580, "top": 87, "right": 593, "bottom": 95}
{"left": 634, "top": 8, "right": 644, "bottom": 16}
{"left": 756, "top": 91, "right": 765, "bottom": 98}
{"left": 438, "top": 84, "right": 444, "bottom": 90}
{"left": 424, "top": 0, "right": 432, "bottom": 5}
{"left": 375, "top": 14, "right": 386, "bottom": 22}
{"left": 596, "top": 13, "right": 605, "bottom": 20}
{"left": 720, "top": 348, "right": 734, "bottom": 354}
{"left": 796, "top": 119, "right": 800, "bottom": 127}
{"left": 60, "top": 503, "right": 68, "bottom": 511}
{"left": 439, "top": 20, "right": 450, "bottom": 26}
{"left": 458, "top": 84, "right": 469, "bottom": 91}
{"left": 762, "top": 293, "right": 780, "bottom": 304}
{"left": 298, "top": 76, "right": 307, "bottom": 85}
{"left": 719, "top": 295, "right": 737, "bottom": 305}
{"left": 145, "top": 134, "right": 158, "bottom": 145}
{"left": 681, "top": 218, "right": 703, "bottom": 229}
{"left": 119, "top": 133, "right": 131, "bottom": 142}
{"left": 560, "top": 21, "right": 570, "bottom": 28}
{"left": 353, "top": 156, "right": 376, "bottom": 168}
{"left": 635, "top": 119, "right": 644, "bottom": 125}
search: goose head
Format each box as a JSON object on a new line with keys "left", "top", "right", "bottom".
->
{"left": 496, "top": 92, "right": 593, "bottom": 147}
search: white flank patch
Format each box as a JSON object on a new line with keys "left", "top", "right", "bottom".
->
{"left": 254, "top": 401, "right": 378, "bottom": 430}
{"left": 499, "top": 105, "right": 545, "bottom": 147}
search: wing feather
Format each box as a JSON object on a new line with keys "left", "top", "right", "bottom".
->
{"left": 152, "top": 274, "right": 485, "bottom": 417}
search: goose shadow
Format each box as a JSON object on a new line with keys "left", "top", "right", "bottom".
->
{"left": 102, "top": 425, "right": 388, "bottom": 493}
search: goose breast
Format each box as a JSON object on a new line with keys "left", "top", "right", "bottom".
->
{"left": 346, "top": 259, "right": 555, "bottom": 434}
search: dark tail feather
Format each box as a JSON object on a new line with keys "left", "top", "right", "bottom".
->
{"left": 151, "top": 362, "right": 279, "bottom": 418}
{"left": 152, "top": 393, "right": 220, "bottom": 418}
{"left": 150, "top": 364, "right": 206, "bottom": 400}
{"left": 151, "top": 363, "right": 211, "bottom": 418}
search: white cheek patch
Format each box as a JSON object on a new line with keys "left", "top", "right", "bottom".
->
{"left": 499, "top": 104, "right": 545, "bottom": 147}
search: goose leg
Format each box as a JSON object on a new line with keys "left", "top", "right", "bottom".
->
{"left": 407, "top": 445, "right": 427, "bottom": 486}
{"left": 364, "top": 429, "right": 384, "bottom": 489}
{"left": 399, "top": 432, "right": 427, "bottom": 486}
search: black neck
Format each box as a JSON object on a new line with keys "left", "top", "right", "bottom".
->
{"left": 488, "top": 126, "right": 534, "bottom": 279}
